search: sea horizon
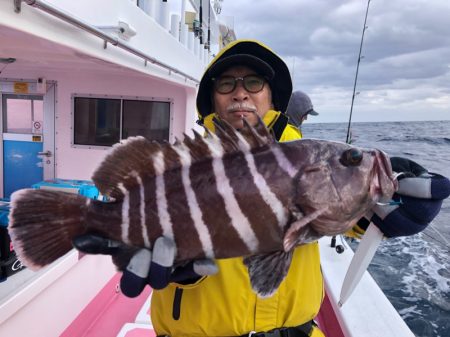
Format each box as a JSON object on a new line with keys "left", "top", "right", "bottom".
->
{"left": 303, "top": 120, "right": 450, "bottom": 337}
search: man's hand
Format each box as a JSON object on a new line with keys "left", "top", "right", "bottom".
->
{"left": 72, "top": 235, "right": 218, "bottom": 298}
{"left": 358, "top": 157, "right": 450, "bottom": 237}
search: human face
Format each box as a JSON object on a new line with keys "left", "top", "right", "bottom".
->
{"left": 212, "top": 66, "right": 273, "bottom": 129}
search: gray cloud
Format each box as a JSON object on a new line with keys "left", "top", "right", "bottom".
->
{"left": 220, "top": 0, "right": 450, "bottom": 122}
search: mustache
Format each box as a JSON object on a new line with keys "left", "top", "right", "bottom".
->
{"left": 225, "top": 102, "right": 257, "bottom": 114}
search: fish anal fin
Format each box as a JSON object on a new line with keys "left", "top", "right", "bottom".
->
{"left": 283, "top": 208, "right": 326, "bottom": 251}
{"left": 244, "top": 250, "right": 294, "bottom": 298}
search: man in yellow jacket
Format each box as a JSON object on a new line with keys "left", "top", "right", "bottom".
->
{"left": 75, "top": 39, "right": 325, "bottom": 337}
{"left": 74, "top": 39, "right": 450, "bottom": 337}
{"left": 150, "top": 40, "right": 325, "bottom": 337}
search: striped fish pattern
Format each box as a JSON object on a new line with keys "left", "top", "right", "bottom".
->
{"left": 8, "top": 119, "right": 397, "bottom": 297}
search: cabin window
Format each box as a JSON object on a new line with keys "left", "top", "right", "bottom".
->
{"left": 122, "top": 100, "right": 170, "bottom": 141}
{"left": 2, "top": 95, "right": 43, "bottom": 134}
{"left": 73, "top": 95, "right": 171, "bottom": 147}
{"left": 74, "top": 97, "right": 121, "bottom": 146}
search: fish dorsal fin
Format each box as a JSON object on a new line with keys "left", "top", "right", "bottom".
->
{"left": 92, "top": 136, "right": 193, "bottom": 200}
{"left": 182, "top": 130, "right": 212, "bottom": 161}
{"left": 92, "top": 119, "right": 275, "bottom": 200}
{"left": 92, "top": 137, "right": 161, "bottom": 199}
{"left": 212, "top": 117, "right": 274, "bottom": 153}
{"left": 209, "top": 119, "right": 241, "bottom": 154}
{"left": 240, "top": 117, "right": 275, "bottom": 148}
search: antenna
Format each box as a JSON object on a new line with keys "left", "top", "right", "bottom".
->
{"left": 199, "top": 0, "right": 203, "bottom": 44}
{"left": 345, "top": 0, "right": 371, "bottom": 144}
{"left": 207, "top": 0, "right": 211, "bottom": 51}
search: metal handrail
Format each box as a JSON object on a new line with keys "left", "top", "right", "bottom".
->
{"left": 14, "top": 0, "right": 200, "bottom": 84}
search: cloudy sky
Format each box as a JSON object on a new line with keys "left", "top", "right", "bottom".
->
{"left": 217, "top": 0, "right": 450, "bottom": 123}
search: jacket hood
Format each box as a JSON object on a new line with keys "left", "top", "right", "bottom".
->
{"left": 196, "top": 39, "right": 292, "bottom": 123}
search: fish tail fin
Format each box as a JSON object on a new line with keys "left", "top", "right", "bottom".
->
{"left": 9, "top": 189, "right": 88, "bottom": 270}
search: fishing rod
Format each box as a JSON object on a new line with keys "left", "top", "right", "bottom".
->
{"left": 345, "top": 0, "right": 371, "bottom": 144}
{"left": 332, "top": 0, "right": 372, "bottom": 254}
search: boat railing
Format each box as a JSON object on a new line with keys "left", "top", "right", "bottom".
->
{"left": 14, "top": 0, "right": 218, "bottom": 83}
{"left": 133, "top": 0, "right": 214, "bottom": 66}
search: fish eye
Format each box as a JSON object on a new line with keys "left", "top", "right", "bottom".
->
{"left": 340, "top": 148, "right": 363, "bottom": 167}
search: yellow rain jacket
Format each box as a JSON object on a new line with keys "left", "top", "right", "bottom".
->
{"left": 151, "top": 111, "right": 324, "bottom": 337}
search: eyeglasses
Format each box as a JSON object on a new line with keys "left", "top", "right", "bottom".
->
{"left": 212, "top": 75, "right": 267, "bottom": 94}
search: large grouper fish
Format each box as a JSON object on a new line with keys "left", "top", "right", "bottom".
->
{"left": 9, "top": 118, "right": 397, "bottom": 297}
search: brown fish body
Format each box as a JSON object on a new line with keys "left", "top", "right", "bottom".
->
{"left": 85, "top": 142, "right": 294, "bottom": 263}
{"left": 73, "top": 133, "right": 394, "bottom": 263}
{"left": 8, "top": 119, "right": 397, "bottom": 296}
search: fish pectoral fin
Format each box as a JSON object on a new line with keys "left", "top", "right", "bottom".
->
{"left": 288, "top": 205, "right": 305, "bottom": 221}
{"left": 283, "top": 208, "right": 326, "bottom": 251}
{"left": 243, "top": 250, "right": 293, "bottom": 298}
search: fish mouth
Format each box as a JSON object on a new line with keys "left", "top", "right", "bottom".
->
{"left": 370, "top": 150, "right": 398, "bottom": 200}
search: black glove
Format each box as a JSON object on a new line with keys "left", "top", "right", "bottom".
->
{"left": 358, "top": 157, "right": 450, "bottom": 237}
{"left": 72, "top": 235, "right": 218, "bottom": 297}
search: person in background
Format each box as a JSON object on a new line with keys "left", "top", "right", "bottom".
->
{"left": 285, "top": 90, "right": 319, "bottom": 130}
{"left": 73, "top": 39, "right": 450, "bottom": 337}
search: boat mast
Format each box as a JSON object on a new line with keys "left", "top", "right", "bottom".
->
{"left": 346, "top": 0, "right": 371, "bottom": 144}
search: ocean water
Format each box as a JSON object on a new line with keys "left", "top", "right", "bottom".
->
{"left": 302, "top": 120, "right": 450, "bottom": 337}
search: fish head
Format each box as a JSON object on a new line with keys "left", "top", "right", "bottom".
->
{"left": 284, "top": 139, "right": 398, "bottom": 245}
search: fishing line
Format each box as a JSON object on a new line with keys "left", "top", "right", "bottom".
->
{"left": 0, "top": 57, "right": 16, "bottom": 74}
{"left": 421, "top": 224, "right": 450, "bottom": 252}
{"left": 0, "top": 63, "right": 9, "bottom": 74}
{"left": 339, "top": 234, "right": 350, "bottom": 249}
{"left": 427, "top": 223, "right": 450, "bottom": 246}
{"left": 420, "top": 232, "right": 450, "bottom": 253}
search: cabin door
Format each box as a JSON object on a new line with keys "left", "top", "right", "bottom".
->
{"left": 0, "top": 80, "right": 56, "bottom": 198}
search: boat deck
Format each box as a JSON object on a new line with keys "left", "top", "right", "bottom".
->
{"left": 60, "top": 273, "right": 155, "bottom": 337}
{"left": 59, "top": 270, "right": 341, "bottom": 337}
